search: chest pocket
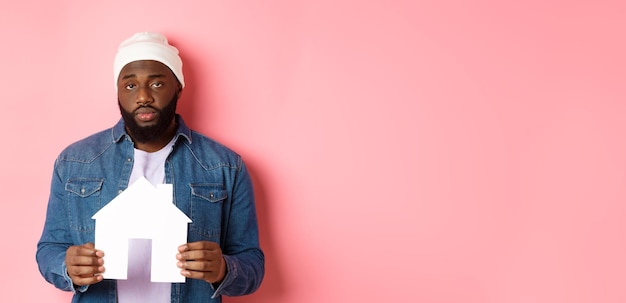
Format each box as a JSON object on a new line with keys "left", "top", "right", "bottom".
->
{"left": 189, "top": 183, "right": 227, "bottom": 240}
{"left": 66, "top": 178, "right": 104, "bottom": 232}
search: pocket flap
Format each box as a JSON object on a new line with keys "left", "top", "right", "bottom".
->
{"left": 65, "top": 178, "right": 104, "bottom": 197}
{"left": 190, "top": 184, "right": 227, "bottom": 203}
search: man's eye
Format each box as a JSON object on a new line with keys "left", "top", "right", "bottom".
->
{"left": 125, "top": 84, "right": 136, "bottom": 90}
{"left": 151, "top": 83, "right": 163, "bottom": 88}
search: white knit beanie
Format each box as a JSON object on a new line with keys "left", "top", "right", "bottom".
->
{"left": 113, "top": 32, "right": 185, "bottom": 90}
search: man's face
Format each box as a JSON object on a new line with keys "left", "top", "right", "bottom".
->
{"left": 117, "top": 60, "right": 181, "bottom": 143}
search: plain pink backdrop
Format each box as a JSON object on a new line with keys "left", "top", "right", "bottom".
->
{"left": 1, "top": 0, "right": 625, "bottom": 302}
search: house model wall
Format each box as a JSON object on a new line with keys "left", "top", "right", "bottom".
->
{"left": 92, "top": 177, "right": 191, "bottom": 283}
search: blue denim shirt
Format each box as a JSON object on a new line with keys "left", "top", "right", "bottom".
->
{"left": 36, "top": 115, "right": 264, "bottom": 303}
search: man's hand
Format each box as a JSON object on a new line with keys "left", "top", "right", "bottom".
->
{"left": 65, "top": 243, "right": 105, "bottom": 287}
{"left": 177, "top": 241, "right": 226, "bottom": 284}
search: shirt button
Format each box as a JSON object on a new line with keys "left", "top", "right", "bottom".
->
{"left": 118, "top": 190, "right": 123, "bottom": 194}
{"left": 127, "top": 158, "right": 132, "bottom": 162}
{"left": 81, "top": 188, "right": 85, "bottom": 194}
{"left": 210, "top": 193, "right": 215, "bottom": 199}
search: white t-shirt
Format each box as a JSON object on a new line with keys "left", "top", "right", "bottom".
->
{"left": 117, "top": 138, "right": 176, "bottom": 303}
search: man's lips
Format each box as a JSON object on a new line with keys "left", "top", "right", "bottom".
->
{"left": 134, "top": 107, "right": 157, "bottom": 122}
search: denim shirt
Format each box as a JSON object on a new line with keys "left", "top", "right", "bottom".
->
{"left": 36, "top": 115, "right": 264, "bottom": 303}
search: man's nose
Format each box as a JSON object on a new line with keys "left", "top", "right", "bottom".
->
{"left": 136, "top": 86, "right": 154, "bottom": 105}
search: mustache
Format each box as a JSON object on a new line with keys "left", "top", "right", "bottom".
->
{"left": 133, "top": 104, "right": 159, "bottom": 112}
{"left": 117, "top": 99, "right": 159, "bottom": 112}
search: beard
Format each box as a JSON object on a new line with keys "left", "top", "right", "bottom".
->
{"left": 119, "top": 95, "right": 178, "bottom": 144}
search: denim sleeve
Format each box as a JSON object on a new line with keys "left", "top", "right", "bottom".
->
{"left": 211, "top": 160, "right": 265, "bottom": 298}
{"left": 36, "top": 159, "right": 84, "bottom": 293}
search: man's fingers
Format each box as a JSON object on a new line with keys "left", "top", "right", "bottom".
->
{"left": 83, "top": 243, "right": 95, "bottom": 249}
{"left": 175, "top": 241, "right": 226, "bottom": 283}
{"left": 76, "top": 244, "right": 104, "bottom": 258}
{"left": 178, "top": 260, "right": 220, "bottom": 272}
{"left": 179, "top": 241, "right": 219, "bottom": 252}
{"left": 68, "top": 264, "right": 105, "bottom": 277}
{"left": 177, "top": 241, "right": 221, "bottom": 262}
{"left": 177, "top": 249, "right": 220, "bottom": 262}
{"left": 67, "top": 243, "right": 104, "bottom": 260}
{"left": 71, "top": 273, "right": 104, "bottom": 286}
{"left": 64, "top": 243, "right": 106, "bottom": 287}
{"left": 67, "top": 261, "right": 105, "bottom": 287}
{"left": 179, "top": 266, "right": 221, "bottom": 283}
{"left": 67, "top": 254, "right": 104, "bottom": 267}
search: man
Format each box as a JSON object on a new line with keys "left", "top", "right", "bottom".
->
{"left": 36, "top": 32, "right": 264, "bottom": 302}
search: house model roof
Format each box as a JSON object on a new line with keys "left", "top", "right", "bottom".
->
{"left": 92, "top": 177, "right": 191, "bottom": 223}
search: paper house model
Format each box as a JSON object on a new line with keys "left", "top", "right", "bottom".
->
{"left": 92, "top": 177, "right": 191, "bottom": 282}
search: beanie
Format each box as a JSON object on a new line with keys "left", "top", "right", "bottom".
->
{"left": 113, "top": 32, "right": 185, "bottom": 89}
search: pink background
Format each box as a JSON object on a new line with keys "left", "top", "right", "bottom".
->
{"left": 1, "top": 0, "right": 625, "bottom": 302}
